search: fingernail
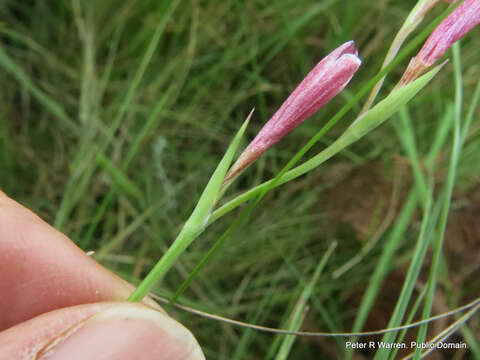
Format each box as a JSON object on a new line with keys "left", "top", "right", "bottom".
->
{"left": 39, "top": 304, "right": 204, "bottom": 360}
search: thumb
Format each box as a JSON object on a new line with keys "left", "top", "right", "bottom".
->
{"left": 0, "top": 302, "right": 204, "bottom": 360}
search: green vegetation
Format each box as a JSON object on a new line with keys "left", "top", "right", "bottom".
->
{"left": 1, "top": 0, "right": 479, "bottom": 358}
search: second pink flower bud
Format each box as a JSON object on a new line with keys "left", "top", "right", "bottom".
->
{"left": 225, "top": 40, "right": 361, "bottom": 182}
{"left": 399, "top": 0, "right": 480, "bottom": 86}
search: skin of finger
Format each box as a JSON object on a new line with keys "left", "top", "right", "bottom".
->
{"left": 0, "top": 302, "right": 204, "bottom": 360}
{"left": 0, "top": 191, "right": 158, "bottom": 330}
{"left": 0, "top": 303, "right": 112, "bottom": 358}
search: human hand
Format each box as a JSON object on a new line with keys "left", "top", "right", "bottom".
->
{"left": 0, "top": 191, "right": 204, "bottom": 359}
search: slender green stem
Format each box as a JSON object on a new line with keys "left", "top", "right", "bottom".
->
{"left": 128, "top": 117, "right": 250, "bottom": 301}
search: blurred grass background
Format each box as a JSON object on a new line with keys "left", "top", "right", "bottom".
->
{"left": 1, "top": 0, "right": 479, "bottom": 358}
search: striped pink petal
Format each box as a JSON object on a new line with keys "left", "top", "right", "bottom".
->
{"left": 225, "top": 41, "right": 361, "bottom": 182}
{"left": 400, "top": 0, "right": 480, "bottom": 85}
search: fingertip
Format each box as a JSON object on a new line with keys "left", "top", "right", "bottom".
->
{"left": 38, "top": 303, "right": 204, "bottom": 360}
{"left": 0, "top": 193, "right": 147, "bottom": 328}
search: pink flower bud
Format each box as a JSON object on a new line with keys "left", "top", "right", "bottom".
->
{"left": 400, "top": 0, "right": 480, "bottom": 86}
{"left": 225, "top": 41, "right": 361, "bottom": 182}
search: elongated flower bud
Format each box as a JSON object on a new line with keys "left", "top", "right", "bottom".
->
{"left": 399, "top": 0, "right": 480, "bottom": 86}
{"left": 225, "top": 41, "right": 361, "bottom": 182}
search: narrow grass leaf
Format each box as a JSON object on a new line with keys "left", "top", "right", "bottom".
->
{"left": 274, "top": 242, "right": 337, "bottom": 360}
{"left": 81, "top": 90, "right": 173, "bottom": 247}
{"left": 0, "top": 47, "right": 77, "bottom": 131}
{"left": 414, "top": 43, "right": 475, "bottom": 360}
{"left": 389, "top": 286, "right": 427, "bottom": 360}
{"left": 394, "top": 107, "right": 428, "bottom": 199}
{"left": 232, "top": 270, "right": 285, "bottom": 360}
{"left": 373, "top": 177, "right": 438, "bottom": 359}
{"left": 54, "top": 0, "right": 180, "bottom": 230}
{"left": 94, "top": 204, "right": 159, "bottom": 260}
{"left": 347, "top": 100, "right": 459, "bottom": 354}
{"left": 345, "top": 190, "right": 418, "bottom": 360}
{"left": 96, "top": 153, "right": 143, "bottom": 201}
{"left": 340, "top": 64, "right": 443, "bottom": 146}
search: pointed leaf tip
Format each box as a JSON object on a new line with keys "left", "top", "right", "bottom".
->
{"left": 345, "top": 63, "right": 443, "bottom": 144}
{"left": 245, "top": 107, "right": 255, "bottom": 126}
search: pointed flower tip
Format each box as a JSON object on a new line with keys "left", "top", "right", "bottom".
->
{"left": 342, "top": 40, "right": 358, "bottom": 55}
{"left": 225, "top": 41, "right": 362, "bottom": 182}
{"left": 328, "top": 40, "right": 360, "bottom": 63}
{"left": 324, "top": 41, "right": 361, "bottom": 76}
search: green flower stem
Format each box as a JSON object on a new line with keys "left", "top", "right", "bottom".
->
{"left": 128, "top": 221, "right": 204, "bottom": 302}
{"left": 128, "top": 117, "right": 250, "bottom": 301}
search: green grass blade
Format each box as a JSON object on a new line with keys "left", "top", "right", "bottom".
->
{"left": 96, "top": 153, "right": 143, "bottom": 201}
{"left": 54, "top": 0, "right": 180, "bottom": 230}
{"left": 373, "top": 179, "right": 435, "bottom": 359}
{"left": 461, "top": 73, "right": 480, "bottom": 144}
{"left": 0, "top": 46, "right": 77, "bottom": 131}
{"left": 274, "top": 242, "right": 337, "bottom": 360}
{"left": 413, "top": 42, "right": 474, "bottom": 360}
{"left": 394, "top": 107, "right": 427, "bottom": 199}
{"left": 388, "top": 286, "right": 427, "bottom": 360}
{"left": 81, "top": 89, "right": 174, "bottom": 247}
{"left": 345, "top": 190, "right": 418, "bottom": 360}
{"left": 94, "top": 204, "right": 158, "bottom": 260}
{"left": 425, "top": 104, "right": 455, "bottom": 167}
{"left": 232, "top": 270, "right": 285, "bottom": 360}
